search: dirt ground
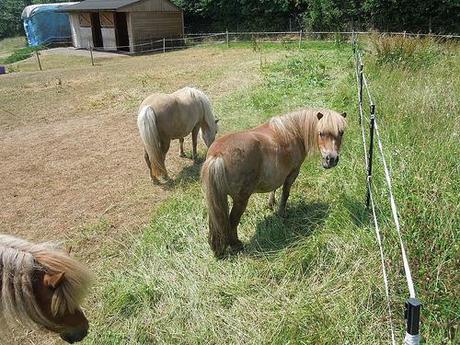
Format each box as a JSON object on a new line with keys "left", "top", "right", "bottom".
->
{"left": 1, "top": 47, "right": 262, "bottom": 238}
{"left": 42, "top": 47, "right": 130, "bottom": 58}
{"left": 0, "top": 46, "right": 269, "bottom": 343}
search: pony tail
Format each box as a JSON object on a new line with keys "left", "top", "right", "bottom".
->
{"left": 201, "top": 156, "right": 230, "bottom": 257}
{"left": 197, "top": 90, "right": 217, "bottom": 146}
{"left": 137, "top": 105, "right": 167, "bottom": 177}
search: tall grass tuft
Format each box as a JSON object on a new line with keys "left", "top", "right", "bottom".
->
{"left": 369, "top": 34, "right": 443, "bottom": 69}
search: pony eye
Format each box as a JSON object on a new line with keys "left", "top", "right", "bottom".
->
{"left": 339, "top": 130, "right": 344, "bottom": 137}
{"left": 319, "top": 132, "right": 324, "bottom": 137}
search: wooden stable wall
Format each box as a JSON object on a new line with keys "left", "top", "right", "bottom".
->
{"left": 129, "top": 12, "right": 183, "bottom": 52}
{"left": 77, "top": 13, "right": 94, "bottom": 48}
{"left": 100, "top": 12, "right": 116, "bottom": 50}
{"left": 66, "top": 0, "right": 184, "bottom": 53}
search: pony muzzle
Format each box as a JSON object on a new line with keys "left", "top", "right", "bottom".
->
{"left": 60, "top": 327, "right": 88, "bottom": 344}
{"left": 322, "top": 154, "right": 339, "bottom": 169}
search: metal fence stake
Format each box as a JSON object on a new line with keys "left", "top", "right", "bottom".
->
{"left": 226, "top": 29, "right": 229, "bottom": 48}
{"left": 366, "top": 104, "right": 376, "bottom": 209}
{"left": 404, "top": 298, "right": 421, "bottom": 344}
{"left": 358, "top": 63, "right": 364, "bottom": 124}
{"left": 299, "top": 30, "right": 302, "bottom": 49}
{"left": 163, "top": 38, "right": 166, "bottom": 53}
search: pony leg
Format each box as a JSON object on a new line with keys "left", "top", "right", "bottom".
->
{"left": 144, "top": 150, "right": 160, "bottom": 184}
{"left": 158, "top": 139, "right": 171, "bottom": 180}
{"left": 191, "top": 125, "right": 200, "bottom": 161}
{"left": 278, "top": 168, "right": 300, "bottom": 217}
{"left": 179, "top": 138, "right": 186, "bottom": 157}
{"left": 268, "top": 190, "right": 277, "bottom": 209}
{"left": 228, "top": 196, "right": 249, "bottom": 251}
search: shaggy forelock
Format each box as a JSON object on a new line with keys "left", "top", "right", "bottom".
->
{"left": 0, "top": 235, "right": 92, "bottom": 331}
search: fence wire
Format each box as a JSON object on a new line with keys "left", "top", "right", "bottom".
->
{"left": 352, "top": 33, "right": 421, "bottom": 345}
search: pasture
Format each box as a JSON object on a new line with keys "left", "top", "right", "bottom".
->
{"left": 0, "top": 38, "right": 458, "bottom": 344}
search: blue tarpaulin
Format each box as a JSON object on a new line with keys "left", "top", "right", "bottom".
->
{"left": 21, "top": 3, "right": 78, "bottom": 47}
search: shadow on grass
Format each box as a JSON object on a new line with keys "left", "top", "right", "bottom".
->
{"left": 164, "top": 160, "right": 203, "bottom": 190}
{"left": 342, "top": 194, "right": 368, "bottom": 227}
{"left": 244, "top": 200, "right": 330, "bottom": 256}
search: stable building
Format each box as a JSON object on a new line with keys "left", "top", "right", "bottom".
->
{"left": 64, "top": 0, "right": 184, "bottom": 53}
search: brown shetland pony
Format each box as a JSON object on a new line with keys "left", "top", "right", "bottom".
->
{"left": 201, "top": 108, "right": 347, "bottom": 257}
{"left": 137, "top": 87, "right": 219, "bottom": 184}
{"left": 0, "top": 235, "right": 93, "bottom": 343}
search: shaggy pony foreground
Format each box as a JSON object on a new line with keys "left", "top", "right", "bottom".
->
{"left": 0, "top": 234, "right": 93, "bottom": 343}
{"left": 201, "top": 108, "right": 347, "bottom": 257}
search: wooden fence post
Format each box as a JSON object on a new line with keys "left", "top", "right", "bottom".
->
{"left": 89, "top": 45, "right": 94, "bottom": 66}
{"left": 35, "top": 50, "right": 42, "bottom": 71}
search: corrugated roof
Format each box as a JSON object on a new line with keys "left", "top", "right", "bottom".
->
{"left": 64, "top": 0, "right": 143, "bottom": 11}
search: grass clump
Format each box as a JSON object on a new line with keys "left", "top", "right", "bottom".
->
{"left": 369, "top": 34, "right": 444, "bottom": 69}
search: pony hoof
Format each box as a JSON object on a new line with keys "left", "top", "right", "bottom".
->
{"left": 213, "top": 250, "right": 226, "bottom": 259}
{"left": 150, "top": 178, "right": 161, "bottom": 185}
{"left": 229, "top": 241, "right": 244, "bottom": 253}
{"left": 277, "top": 209, "right": 286, "bottom": 218}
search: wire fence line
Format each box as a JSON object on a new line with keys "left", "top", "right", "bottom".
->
{"left": 352, "top": 34, "right": 421, "bottom": 345}
{"left": 354, "top": 49, "right": 396, "bottom": 345}
{"left": 4, "top": 29, "right": 458, "bottom": 72}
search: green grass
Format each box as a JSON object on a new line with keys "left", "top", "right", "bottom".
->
{"left": 0, "top": 36, "right": 26, "bottom": 55}
{"left": 0, "top": 37, "right": 40, "bottom": 65}
{"left": 0, "top": 46, "right": 43, "bottom": 64}
{"left": 364, "top": 37, "right": 460, "bottom": 344}
{"left": 74, "top": 40, "right": 458, "bottom": 344}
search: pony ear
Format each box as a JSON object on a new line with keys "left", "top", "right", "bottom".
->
{"left": 44, "top": 272, "right": 65, "bottom": 289}
{"left": 316, "top": 112, "right": 324, "bottom": 120}
{"left": 341, "top": 112, "right": 347, "bottom": 118}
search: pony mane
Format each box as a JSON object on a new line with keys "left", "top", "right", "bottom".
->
{"left": 0, "top": 235, "right": 93, "bottom": 331}
{"left": 180, "top": 86, "right": 218, "bottom": 133}
{"left": 269, "top": 108, "right": 346, "bottom": 154}
{"left": 317, "top": 108, "right": 347, "bottom": 137}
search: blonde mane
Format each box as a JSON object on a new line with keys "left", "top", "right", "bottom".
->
{"left": 0, "top": 235, "right": 92, "bottom": 331}
{"left": 269, "top": 108, "right": 346, "bottom": 154}
{"left": 180, "top": 86, "right": 218, "bottom": 133}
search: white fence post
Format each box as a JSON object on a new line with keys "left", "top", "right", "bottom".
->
{"left": 89, "top": 45, "right": 94, "bottom": 66}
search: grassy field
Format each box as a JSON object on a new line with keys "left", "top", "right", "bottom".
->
{"left": 1, "top": 38, "right": 458, "bottom": 344}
